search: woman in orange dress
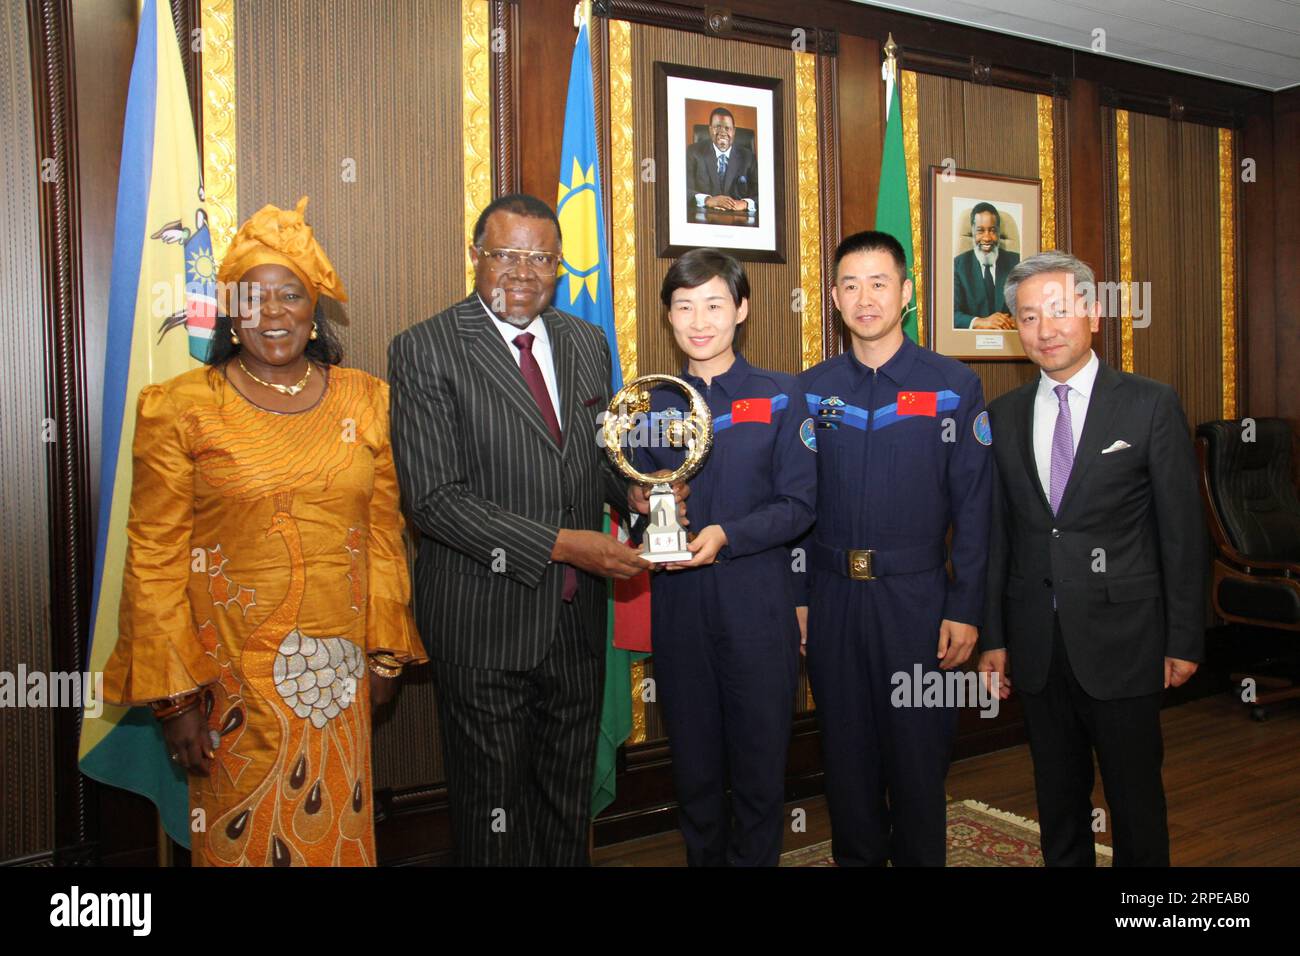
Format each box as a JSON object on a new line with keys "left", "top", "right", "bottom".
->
{"left": 102, "top": 197, "right": 426, "bottom": 866}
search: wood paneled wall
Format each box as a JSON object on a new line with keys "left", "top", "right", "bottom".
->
{"left": 1, "top": 0, "right": 53, "bottom": 861}
{"left": 234, "top": 0, "right": 467, "bottom": 381}
{"left": 631, "top": 24, "right": 803, "bottom": 378}
{"left": 234, "top": 0, "right": 473, "bottom": 790}
{"left": 1267, "top": 89, "right": 1300, "bottom": 470}
{"left": 1125, "top": 113, "right": 1225, "bottom": 429}
{"left": 836, "top": 33, "right": 882, "bottom": 238}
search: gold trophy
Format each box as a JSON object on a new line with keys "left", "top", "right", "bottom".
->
{"left": 604, "top": 374, "right": 713, "bottom": 563}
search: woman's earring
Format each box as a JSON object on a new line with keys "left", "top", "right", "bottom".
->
{"left": 230, "top": 331, "right": 239, "bottom": 344}
{"left": 309, "top": 324, "right": 318, "bottom": 341}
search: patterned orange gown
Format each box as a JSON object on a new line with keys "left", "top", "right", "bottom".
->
{"left": 103, "top": 364, "right": 426, "bottom": 866}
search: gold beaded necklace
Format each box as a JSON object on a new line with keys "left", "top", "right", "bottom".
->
{"left": 238, "top": 358, "right": 313, "bottom": 396}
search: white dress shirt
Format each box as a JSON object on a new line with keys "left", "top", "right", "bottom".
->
{"left": 1032, "top": 350, "right": 1099, "bottom": 499}
{"left": 693, "top": 144, "right": 756, "bottom": 213}
{"left": 479, "top": 295, "right": 562, "bottom": 429}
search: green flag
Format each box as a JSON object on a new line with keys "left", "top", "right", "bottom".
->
{"left": 875, "top": 75, "right": 919, "bottom": 342}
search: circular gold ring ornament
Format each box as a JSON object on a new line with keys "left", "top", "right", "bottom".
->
{"left": 603, "top": 374, "right": 713, "bottom": 486}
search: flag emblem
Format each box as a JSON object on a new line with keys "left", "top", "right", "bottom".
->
{"left": 897, "top": 390, "right": 937, "bottom": 416}
{"left": 731, "top": 397, "right": 771, "bottom": 424}
{"left": 153, "top": 203, "right": 216, "bottom": 359}
{"left": 556, "top": 159, "right": 602, "bottom": 305}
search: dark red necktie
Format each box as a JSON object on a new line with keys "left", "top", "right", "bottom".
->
{"left": 514, "top": 332, "right": 577, "bottom": 602}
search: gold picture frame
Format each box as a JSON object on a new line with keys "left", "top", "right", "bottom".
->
{"left": 927, "top": 166, "right": 1041, "bottom": 361}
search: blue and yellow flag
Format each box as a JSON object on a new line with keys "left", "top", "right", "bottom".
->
{"left": 556, "top": 17, "right": 622, "bottom": 392}
{"left": 78, "top": 0, "right": 213, "bottom": 848}
{"left": 556, "top": 12, "right": 646, "bottom": 819}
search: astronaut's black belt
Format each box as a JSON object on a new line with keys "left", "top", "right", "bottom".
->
{"left": 810, "top": 541, "right": 947, "bottom": 581}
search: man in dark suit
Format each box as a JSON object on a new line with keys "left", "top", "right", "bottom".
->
{"left": 388, "top": 194, "right": 654, "bottom": 865}
{"left": 953, "top": 202, "right": 1019, "bottom": 330}
{"left": 978, "top": 251, "right": 1206, "bottom": 867}
{"left": 686, "top": 107, "right": 758, "bottom": 214}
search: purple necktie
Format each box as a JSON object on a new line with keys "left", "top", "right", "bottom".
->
{"left": 514, "top": 332, "right": 577, "bottom": 602}
{"left": 1048, "top": 383, "right": 1073, "bottom": 515}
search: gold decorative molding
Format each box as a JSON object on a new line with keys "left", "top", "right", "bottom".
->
{"left": 608, "top": 18, "right": 637, "bottom": 384}
{"left": 200, "top": 0, "right": 237, "bottom": 262}
{"left": 795, "top": 51, "right": 822, "bottom": 370}
{"left": 1037, "top": 94, "right": 1056, "bottom": 251}
{"left": 629, "top": 660, "right": 646, "bottom": 744}
{"left": 901, "top": 70, "right": 924, "bottom": 347}
{"left": 606, "top": 17, "right": 646, "bottom": 746}
{"left": 797, "top": 45, "right": 823, "bottom": 708}
{"left": 1115, "top": 110, "right": 1133, "bottom": 373}
{"left": 1217, "top": 126, "right": 1237, "bottom": 419}
{"left": 462, "top": 0, "right": 492, "bottom": 293}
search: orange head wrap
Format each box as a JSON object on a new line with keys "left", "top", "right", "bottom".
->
{"left": 216, "top": 196, "right": 347, "bottom": 304}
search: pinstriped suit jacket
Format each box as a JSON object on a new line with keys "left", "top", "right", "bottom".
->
{"left": 388, "top": 295, "right": 629, "bottom": 670}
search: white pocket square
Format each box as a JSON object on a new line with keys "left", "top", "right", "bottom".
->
{"left": 1101, "top": 440, "right": 1131, "bottom": 454}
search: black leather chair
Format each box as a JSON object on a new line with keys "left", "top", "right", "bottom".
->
{"left": 1196, "top": 418, "right": 1300, "bottom": 718}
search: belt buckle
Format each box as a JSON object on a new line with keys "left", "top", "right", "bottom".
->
{"left": 847, "top": 549, "right": 875, "bottom": 581}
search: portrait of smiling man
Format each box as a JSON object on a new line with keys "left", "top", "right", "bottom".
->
{"left": 953, "top": 201, "right": 1020, "bottom": 331}
{"left": 686, "top": 106, "right": 758, "bottom": 215}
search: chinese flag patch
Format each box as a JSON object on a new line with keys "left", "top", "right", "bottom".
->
{"left": 897, "top": 391, "right": 938, "bottom": 416}
{"left": 731, "top": 397, "right": 772, "bottom": 424}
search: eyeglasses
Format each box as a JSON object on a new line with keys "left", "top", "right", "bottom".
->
{"left": 476, "top": 246, "right": 560, "bottom": 273}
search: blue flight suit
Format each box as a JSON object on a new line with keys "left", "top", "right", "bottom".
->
{"left": 795, "top": 336, "right": 991, "bottom": 866}
{"left": 634, "top": 353, "right": 816, "bottom": 865}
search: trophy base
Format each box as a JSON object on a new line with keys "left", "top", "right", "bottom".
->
{"left": 642, "top": 484, "right": 692, "bottom": 563}
{"left": 642, "top": 549, "right": 693, "bottom": 564}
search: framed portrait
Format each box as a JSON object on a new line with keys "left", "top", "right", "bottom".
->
{"left": 927, "top": 167, "right": 1041, "bottom": 360}
{"left": 653, "top": 62, "right": 785, "bottom": 263}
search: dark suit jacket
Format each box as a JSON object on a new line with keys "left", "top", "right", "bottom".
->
{"left": 686, "top": 140, "right": 757, "bottom": 202}
{"left": 982, "top": 361, "right": 1207, "bottom": 700}
{"left": 953, "top": 248, "right": 1020, "bottom": 329}
{"left": 388, "top": 295, "right": 629, "bottom": 670}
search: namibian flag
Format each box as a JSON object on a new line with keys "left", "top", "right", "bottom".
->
{"left": 557, "top": 8, "right": 651, "bottom": 819}
{"left": 555, "top": 13, "right": 619, "bottom": 387}
{"left": 78, "top": 0, "right": 212, "bottom": 848}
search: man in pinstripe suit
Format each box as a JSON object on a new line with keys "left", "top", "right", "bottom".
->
{"left": 388, "top": 194, "right": 652, "bottom": 865}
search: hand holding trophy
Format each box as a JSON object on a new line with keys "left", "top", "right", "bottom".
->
{"left": 604, "top": 374, "right": 713, "bottom": 563}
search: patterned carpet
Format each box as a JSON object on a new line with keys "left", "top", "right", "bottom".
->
{"left": 780, "top": 799, "right": 1115, "bottom": 867}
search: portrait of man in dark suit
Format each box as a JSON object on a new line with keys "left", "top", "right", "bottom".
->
{"left": 978, "top": 251, "right": 1207, "bottom": 867}
{"left": 953, "top": 201, "right": 1020, "bottom": 331}
{"left": 387, "top": 193, "right": 658, "bottom": 865}
{"left": 686, "top": 106, "right": 758, "bottom": 217}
